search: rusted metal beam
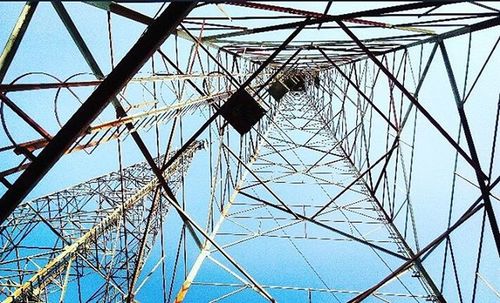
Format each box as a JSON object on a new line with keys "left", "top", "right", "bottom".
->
{"left": 85, "top": 1, "right": 254, "bottom": 63}
{"left": 201, "top": 1, "right": 453, "bottom": 42}
{"left": 0, "top": 92, "right": 51, "bottom": 140}
{"left": 348, "top": 16, "right": 500, "bottom": 65}
{"left": 0, "top": 2, "right": 195, "bottom": 224}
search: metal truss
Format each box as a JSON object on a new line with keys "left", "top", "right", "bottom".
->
{"left": 0, "top": 1, "right": 499, "bottom": 302}
{"left": 1, "top": 141, "right": 203, "bottom": 302}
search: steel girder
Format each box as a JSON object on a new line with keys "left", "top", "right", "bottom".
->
{"left": 0, "top": 2, "right": 499, "bottom": 303}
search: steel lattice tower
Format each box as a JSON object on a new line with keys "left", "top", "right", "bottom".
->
{"left": 0, "top": 2, "right": 498, "bottom": 303}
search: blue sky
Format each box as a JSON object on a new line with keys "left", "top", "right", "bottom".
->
{"left": 0, "top": 2, "right": 499, "bottom": 302}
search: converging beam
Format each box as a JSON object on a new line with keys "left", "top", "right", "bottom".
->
{"left": 347, "top": 175, "right": 500, "bottom": 302}
{"left": 439, "top": 41, "right": 500, "bottom": 256}
{"left": 0, "top": 2, "right": 196, "bottom": 224}
{"left": 335, "top": 19, "right": 489, "bottom": 182}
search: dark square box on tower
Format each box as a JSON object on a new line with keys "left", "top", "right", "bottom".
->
{"left": 221, "top": 89, "right": 266, "bottom": 135}
{"left": 268, "top": 80, "right": 289, "bottom": 101}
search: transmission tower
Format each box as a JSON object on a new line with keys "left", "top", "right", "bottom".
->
{"left": 0, "top": 2, "right": 499, "bottom": 302}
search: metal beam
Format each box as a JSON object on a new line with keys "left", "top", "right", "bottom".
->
{"left": 336, "top": 19, "right": 489, "bottom": 182}
{"left": 85, "top": 1, "right": 254, "bottom": 63}
{"left": 173, "top": 48, "right": 306, "bottom": 302}
{"left": 204, "top": 1, "right": 434, "bottom": 41}
{"left": 1, "top": 142, "right": 201, "bottom": 303}
{"left": 0, "top": 92, "right": 51, "bottom": 140}
{"left": 239, "top": 191, "right": 406, "bottom": 261}
{"left": 348, "top": 16, "right": 500, "bottom": 65}
{"left": 52, "top": 2, "right": 105, "bottom": 79}
{"left": 439, "top": 41, "right": 500, "bottom": 256}
{"left": 347, "top": 171, "right": 500, "bottom": 302}
{"left": 0, "top": 2, "right": 195, "bottom": 224}
{"left": 0, "top": 1, "right": 37, "bottom": 82}
{"left": 318, "top": 48, "right": 398, "bottom": 131}
{"left": 200, "top": 1, "right": 454, "bottom": 42}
